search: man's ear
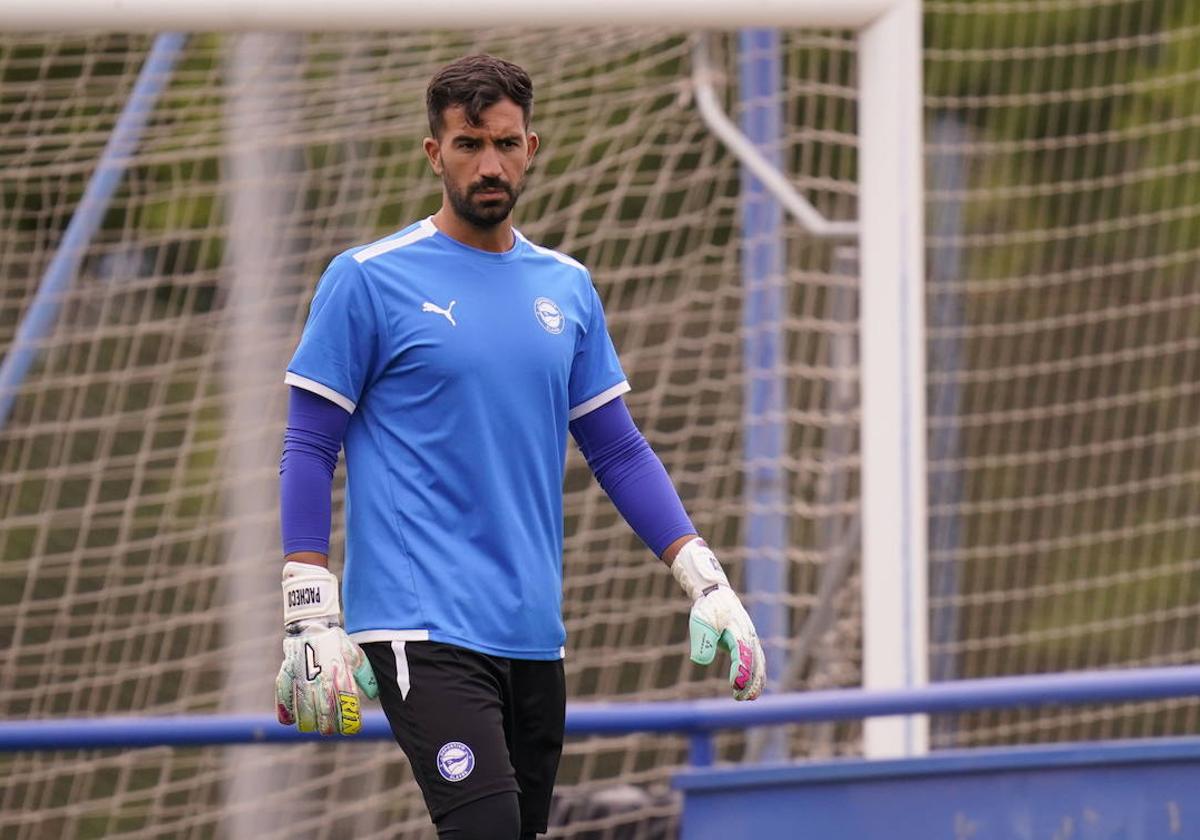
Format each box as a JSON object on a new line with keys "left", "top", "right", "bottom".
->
{"left": 423, "top": 136, "right": 442, "bottom": 175}
{"left": 525, "top": 132, "right": 539, "bottom": 168}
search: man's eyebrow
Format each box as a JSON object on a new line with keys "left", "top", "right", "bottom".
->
{"left": 453, "top": 131, "right": 524, "bottom": 143}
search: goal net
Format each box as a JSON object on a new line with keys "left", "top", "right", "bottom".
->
{"left": 923, "top": 0, "right": 1200, "bottom": 747}
{"left": 1, "top": 27, "right": 861, "bottom": 839}
{"left": 2, "top": 1, "right": 1199, "bottom": 836}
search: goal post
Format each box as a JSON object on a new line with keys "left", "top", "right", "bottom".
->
{"left": 0, "top": 0, "right": 929, "bottom": 762}
{"left": 1, "top": 0, "right": 897, "bottom": 31}
{"left": 0, "top": 5, "right": 941, "bottom": 838}
{"left": 856, "top": 0, "right": 928, "bottom": 759}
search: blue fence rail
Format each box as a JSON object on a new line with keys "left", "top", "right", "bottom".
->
{"left": 5, "top": 666, "right": 1200, "bottom": 765}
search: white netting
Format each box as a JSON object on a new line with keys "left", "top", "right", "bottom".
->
{"left": 4, "top": 1, "right": 1200, "bottom": 835}
{"left": 0, "top": 29, "right": 859, "bottom": 838}
{"left": 924, "top": 0, "right": 1200, "bottom": 745}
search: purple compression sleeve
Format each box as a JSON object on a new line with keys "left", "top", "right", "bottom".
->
{"left": 280, "top": 386, "right": 350, "bottom": 555}
{"left": 569, "top": 396, "right": 696, "bottom": 557}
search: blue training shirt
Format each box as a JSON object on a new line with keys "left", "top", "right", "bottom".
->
{"left": 285, "top": 217, "right": 629, "bottom": 659}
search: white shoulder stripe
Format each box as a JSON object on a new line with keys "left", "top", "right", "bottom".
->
{"left": 568, "top": 380, "right": 631, "bottom": 421}
{"left": 514, "top": 230, "right": 587, "bottom": 273}
{"left": 284, "top": 372, "right": 357, "bottom": 414}
{"left": 353, "top": 218, "right": 436, "bottom": 264}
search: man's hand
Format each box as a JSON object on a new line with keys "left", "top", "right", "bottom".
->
{"left": 671, "top": 538, "right": 766, "bottom": 701}
{"left": 275, "top": 561, "right": 378, "bottom": 735}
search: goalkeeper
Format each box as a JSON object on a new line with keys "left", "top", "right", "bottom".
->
{"left": 276, "top": 54, "right": 765, "bottom": 840}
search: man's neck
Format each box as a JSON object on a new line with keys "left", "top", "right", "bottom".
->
{"left": 431, "top": 207, "right": 514, "bottom": 253}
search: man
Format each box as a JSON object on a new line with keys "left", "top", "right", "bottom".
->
{"left": 276, "top": 54, "right": 765, "bottom": 839}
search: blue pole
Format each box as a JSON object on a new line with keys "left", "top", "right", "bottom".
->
{"left": 927, "top": 116, "right": 968, "bottom": 745}
{"left": 0, "top": 32, "right": 187, "bottom": 429}
{"left": 739, "top": 27, "right": 787, "bottom": 761}
{"left": 6, "top": 666, "right": 1200, "bottom": 751}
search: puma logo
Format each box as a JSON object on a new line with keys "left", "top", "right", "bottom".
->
{"left": 422, "top": 300, "right": 457, "bottom": 327}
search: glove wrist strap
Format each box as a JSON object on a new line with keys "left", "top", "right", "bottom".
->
{"left": 670, "top": 538, "right": 731, "bottom": 601}
{"left": 282, "top": 560, "right": 341, "bottom": 626}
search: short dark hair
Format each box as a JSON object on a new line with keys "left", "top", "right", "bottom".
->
{"left": 426, "top": 54, "right": 534, "bottom": 138}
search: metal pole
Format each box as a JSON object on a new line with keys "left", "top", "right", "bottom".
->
{"left": 927, "top": 115, "right": 968, "bottom": 745}
{"left": 0, "top": 0, "right": 896, "bottom": 32}
{"left": 858, "top": 0, "right": 929, "bottom": 758}
{"left": 739, "top": 27, "right": 788, "bottom": 762}
{"left": 9, "top": 665, "right": 1200, "bottom": 750}
{"left": 0, "top": 33, "right": 186, "bottom": 428}
{"left": 220, "top": 33, "right": 303, "bottom": 839}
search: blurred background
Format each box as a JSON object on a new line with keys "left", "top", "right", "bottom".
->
{"left": 1, "top": 1, "right": 1198, "bottom": 836}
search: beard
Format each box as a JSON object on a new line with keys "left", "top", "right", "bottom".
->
{"left": 445, "top": 174, "right": 524, "bottom": 230}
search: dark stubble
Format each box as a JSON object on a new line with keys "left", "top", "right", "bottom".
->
{"left": 445, "top": 173, "right": 525, "bottom": 230}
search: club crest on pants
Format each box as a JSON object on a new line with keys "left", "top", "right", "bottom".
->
{"left": 436, "top": 741, "right": 475, "bottom": 782}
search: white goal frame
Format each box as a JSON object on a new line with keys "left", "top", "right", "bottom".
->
{"left": 2, "top": 0, "right": 928, "bottom": 759}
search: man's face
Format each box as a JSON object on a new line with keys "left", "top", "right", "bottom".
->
{"left": 424, "top": 99, "right": 538, "bottom": 229}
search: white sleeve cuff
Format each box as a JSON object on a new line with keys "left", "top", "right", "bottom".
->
{"left": 284, "top": 372, "right": 356, "bottom": 414}
{"left": 568, "top": 380, "right": 631, "bottom": 421}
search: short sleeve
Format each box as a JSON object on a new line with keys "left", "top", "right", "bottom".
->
{"left": 285, "top": 255, "right": 383, "bottom": 413}
{"left": 567, "top": 282, "right": 629, "bottom": 421}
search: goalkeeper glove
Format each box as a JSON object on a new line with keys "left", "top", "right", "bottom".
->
{"left": 672, "top": 538, "right": 766, "bottom": 701}
{"left": 275, "top": 561, "right": 378, "bottom": 735}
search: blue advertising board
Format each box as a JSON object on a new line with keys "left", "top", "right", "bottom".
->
{"left": 677, "top": 737, "right": 1200, "bottom": 839}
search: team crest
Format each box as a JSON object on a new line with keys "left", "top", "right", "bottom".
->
{"left": 436, "top": 741, "right": 475, "bottom": 782}
{"left": 533, "top": 297, "right": 564, "bottom": 334}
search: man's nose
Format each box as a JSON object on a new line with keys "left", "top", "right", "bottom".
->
{"left": 478, "top": 144, "right": 503, "bottom": 177}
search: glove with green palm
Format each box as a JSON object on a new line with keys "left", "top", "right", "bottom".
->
{"left": 671, "top": 538, "right": 766, "bottom": 701}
